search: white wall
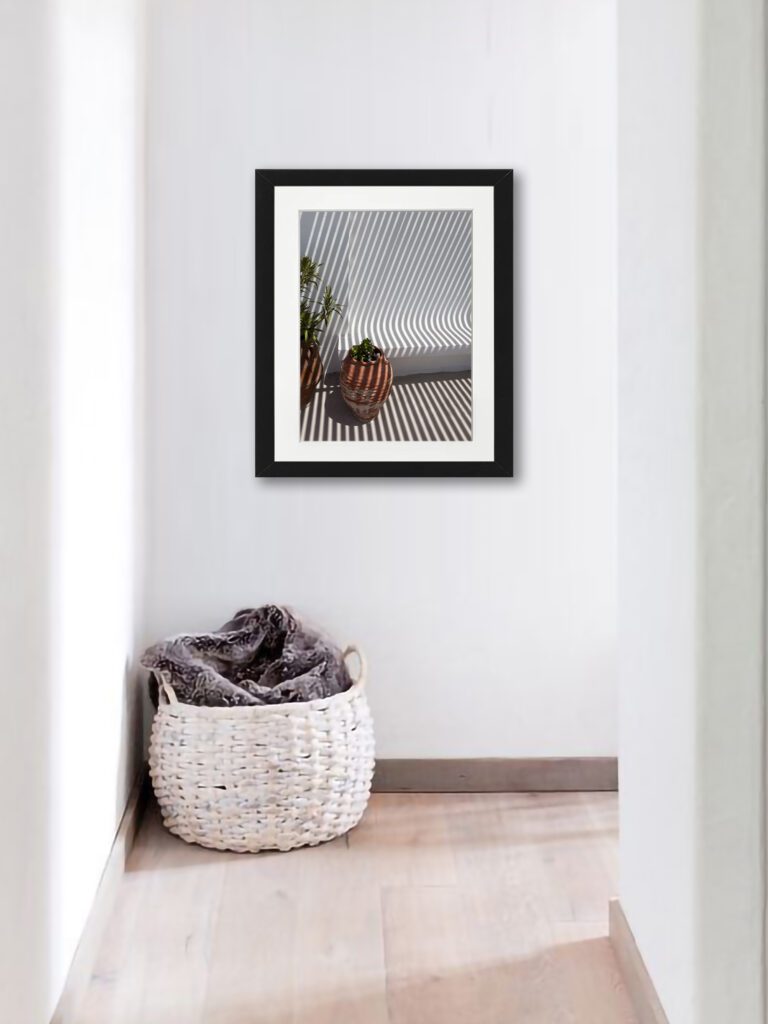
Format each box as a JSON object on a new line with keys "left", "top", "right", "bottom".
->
{"left": 617, "top": 0, "right": 765, "bottom": 1020}
{"left": 146, "top": 0, "right": 617, "bottom": 758}
{"left": 617, "top": 0, "right": 699, "bottom": 1014}
{"left": 0, "top": 4, "right": 55, "bottom": 1022}
{"left": 50, "top": 0, "right": 146, "bottom": 1002}
{"left": 0, "top": 2, "right": 145, "bottom": 1021}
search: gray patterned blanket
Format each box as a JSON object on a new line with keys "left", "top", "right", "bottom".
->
{"left": 141, "top": 605, "right": 352, "bottom": 707}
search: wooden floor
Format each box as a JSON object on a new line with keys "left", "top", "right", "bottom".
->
{"left": 76, "top": 793, "right": 636, "bottom": 1024}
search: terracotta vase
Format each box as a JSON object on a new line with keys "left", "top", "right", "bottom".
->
{"left": 340, "top": 348, "right": 393, "bottom": 422}
{"left": 300, "top": 343, "right": 323, "bottom": 410}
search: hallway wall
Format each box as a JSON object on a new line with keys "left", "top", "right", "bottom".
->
{"left": 145, "top": 0, "right": 618, "bottom": 758}
{"left": 617, "top": 0, "right": 765, "bottom": 1019}
{"left": 0, "top": 2, "right": 146, "bottom": 1021}
{"left": 0, "top": 4, "right": 55, "bottom": 1021}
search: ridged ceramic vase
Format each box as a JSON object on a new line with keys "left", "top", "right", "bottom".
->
{"left": 340, "top": 349, "right": 393, "bottom": 422}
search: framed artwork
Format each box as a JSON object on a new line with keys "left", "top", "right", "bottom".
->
{"left": 255, "top": 169, "right": 513, "bottom": 477}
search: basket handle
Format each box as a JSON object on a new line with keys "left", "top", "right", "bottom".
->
{"left": 342, "top": 645, "right": 367, "bottom": 686}
{"left": 157, "top": 672, "right": 179, "bottom": 706}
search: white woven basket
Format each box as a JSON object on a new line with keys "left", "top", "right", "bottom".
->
{"left": 149, "top": 646, "right": 374, "bottom": 853}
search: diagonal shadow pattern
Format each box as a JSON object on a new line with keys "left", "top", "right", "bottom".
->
{"left": 300, "top": 371, "right": 473, "bottom": 442}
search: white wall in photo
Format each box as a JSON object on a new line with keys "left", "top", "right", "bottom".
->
{"left": 299, "top": 211, "right": 351, "bottom": 369}
{"left": 301, "top": 208, "right": 472, "bottom": 376}
{"left": 146, "top": 0, "right": 617, "bottom": 758}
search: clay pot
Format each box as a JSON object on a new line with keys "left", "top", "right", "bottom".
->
{"left": 300, "top": 343, "right": 323, "bottom": 410}
{"left": 340, "top": 348, "right": 393, "bottom": 422}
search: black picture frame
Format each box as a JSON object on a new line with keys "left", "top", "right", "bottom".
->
{"left": 255, "top": 169, "right": 513, "bottom": 477}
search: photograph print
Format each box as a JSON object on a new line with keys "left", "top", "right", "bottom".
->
{"left": 256, "top": 170, "right": 513, "bottom": 476}
{"left": 300, "top": 208, "right": 473, "bottom": 442}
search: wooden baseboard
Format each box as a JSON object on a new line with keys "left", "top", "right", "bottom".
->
{"left": 372, "top": 757, "right": 618, "bottom": 792}
{"left": 51, "top": 770, "right": 150, "bottom": 1024}
{"left": 609, "top": 899, "right": 669, "bottom": 1024}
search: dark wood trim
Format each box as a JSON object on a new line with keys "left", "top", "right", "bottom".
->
{"left": 609, "top": 899, "right": 670, "bottom": 1024}
{"left": 372, "top": 757, "right": 618, "bottom": 793}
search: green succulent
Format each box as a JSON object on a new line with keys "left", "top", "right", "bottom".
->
{"left": 349, "top": 337, "right": 379, "bottom": 362}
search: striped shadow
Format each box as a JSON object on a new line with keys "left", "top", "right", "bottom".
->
{"left": 300, "top": 209, "right": 472, "bottom": 375}
{"left": 300, "top": 371, "right": 472, "bottom": 442}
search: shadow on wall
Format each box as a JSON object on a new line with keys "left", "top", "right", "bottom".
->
{"left": 281, "top": 173, "right": 526, "bottom": 484}
{"left": 512, "top": 174, "right": 524, "bottom": 481}
{"left": 300, "top": 209, "right": 473, "bottom": 376}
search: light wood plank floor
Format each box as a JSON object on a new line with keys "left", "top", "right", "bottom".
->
{"left": 76, "top": 793, "right": 636, "bottom": 1024}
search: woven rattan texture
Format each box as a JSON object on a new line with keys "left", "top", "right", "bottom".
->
{"left": 149, "top": 655, "right": 374, "bottom": 853}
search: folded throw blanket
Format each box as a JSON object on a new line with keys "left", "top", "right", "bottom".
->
{"left": 141, "top": 605, "right": 352, "bottom": 707}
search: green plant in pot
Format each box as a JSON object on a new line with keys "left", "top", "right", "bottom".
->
{"left": 348, "top": 337, "right": 380, "bottom": 363}
{"left": 340, "top": 337, "right": 393, "bottom": 423}
{"left": 300, "top": 255, "right": 343, "bottom": 410}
